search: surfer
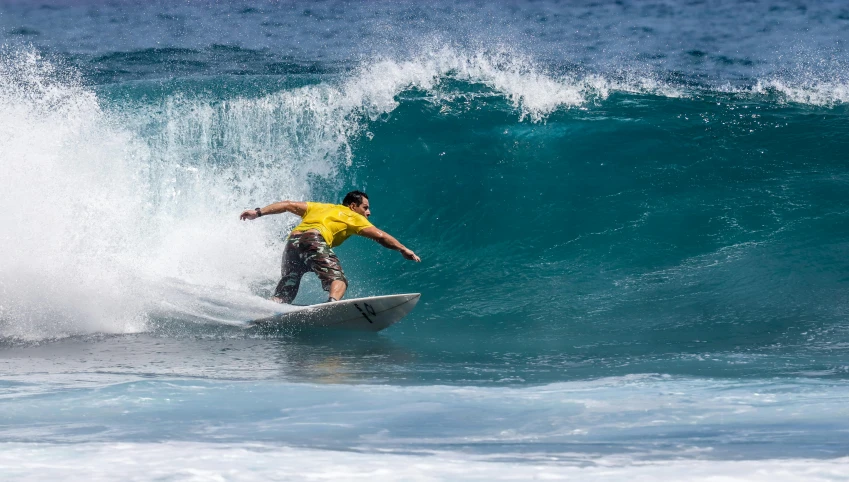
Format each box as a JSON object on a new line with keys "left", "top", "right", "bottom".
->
{"left": 240, "top": 191, "right": 421, "bottom": 303}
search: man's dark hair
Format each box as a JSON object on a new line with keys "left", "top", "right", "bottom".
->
{"left": 342, "top": 190, "right": 369, "bottom": 206}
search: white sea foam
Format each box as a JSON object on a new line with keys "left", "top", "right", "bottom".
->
{"left": 752, "top": 79, "right": 849, "bottom": 106}
{"left": 0, "top": 442, "right": 846, "bottom": 482}
{"left": 343, "top": 46, "right": 685, "bottom": 121}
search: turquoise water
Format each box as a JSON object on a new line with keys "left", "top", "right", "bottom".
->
{"left": 2, "top": 1, "right": 849, "bottom": 479}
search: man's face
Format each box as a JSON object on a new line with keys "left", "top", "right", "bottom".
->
{"left": 350, "top": 199, "right": 370, "bottom": 218}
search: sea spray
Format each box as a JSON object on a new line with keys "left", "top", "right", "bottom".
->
{"left": 0, "top": 51, "right": 149, "bottom": 337}
{"left": 0, "top": 52, "right": 280, "bottom": 338}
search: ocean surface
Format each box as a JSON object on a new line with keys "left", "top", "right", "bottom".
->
{"left": 2, "top": 0, "right": 849, "bottom": 479}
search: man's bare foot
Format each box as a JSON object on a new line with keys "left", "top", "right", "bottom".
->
{"left": 271, "top": 296, "right": 284, "bottom": 303}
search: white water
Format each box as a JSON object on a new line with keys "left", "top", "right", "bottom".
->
{"left": 0, "top": 51, "right": 304, "bottom": 339}
{"left": 0, "top": 442, "right": 846, "bottom": 481}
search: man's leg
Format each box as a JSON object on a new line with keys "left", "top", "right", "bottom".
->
{"left": 273, "top": 238, "right": 306, "bottom": 303}
{"left": 305, "top": 241, "right": 348, "bottom": 302}
{"left": 328, "top": 280, "right": 347, "bottom": 301}
{"left": 272, "top": 273, "right": 303, "bottom": 303}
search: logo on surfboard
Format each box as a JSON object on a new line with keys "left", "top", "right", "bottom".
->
{"left": 354, "top": 302, "right": 376, "bottom": 323}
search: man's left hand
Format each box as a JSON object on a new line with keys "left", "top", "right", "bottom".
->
{"left": 401, "top": 248, "right": 421, "bottom": 262}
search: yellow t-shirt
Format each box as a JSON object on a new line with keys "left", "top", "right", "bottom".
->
{"left": 292, "top": 202, "right": 373, "bottom": 248}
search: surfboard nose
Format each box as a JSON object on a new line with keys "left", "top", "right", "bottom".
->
{"left": 400, "top": 293, "right": 421, "bottom": 308}
{"left": 389, "top": 293, "right": 421, "bottom": 323}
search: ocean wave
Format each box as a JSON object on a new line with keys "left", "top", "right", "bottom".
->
{"left": 0, "top": 375, "right": 847, "bottom": 463}
{"left": 2, "top": 44, "right": 848, "bottom": 342}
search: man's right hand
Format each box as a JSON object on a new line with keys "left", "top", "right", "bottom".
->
{"left": 240, "top": 209, "right": 259, "bottom": 221}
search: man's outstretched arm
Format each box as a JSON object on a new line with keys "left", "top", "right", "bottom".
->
{"left": 240, "top": 201, "right": 307, "bottom": 220}
{"left": 359, "top": 226, "right": 421, "bottom": 262}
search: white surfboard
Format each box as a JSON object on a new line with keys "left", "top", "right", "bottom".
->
{"left": 248, "top": 293, "right": 421, "bottom": 332}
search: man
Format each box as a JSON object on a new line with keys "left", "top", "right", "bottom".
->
{"left": 240, "top": 190, "right": 421, "bottom": 303}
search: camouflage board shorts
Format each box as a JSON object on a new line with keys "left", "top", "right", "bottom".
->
{"left": 273, "top": 231, "right": 347, "bottom": 303}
